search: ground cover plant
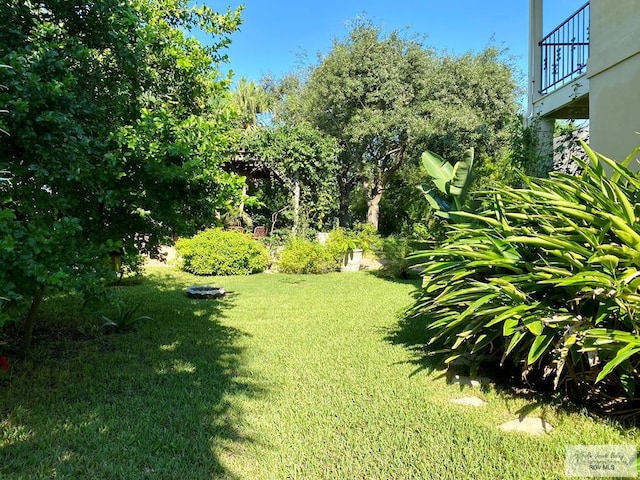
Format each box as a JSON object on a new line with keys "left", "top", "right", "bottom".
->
{"left": 409, "top": 143, "right": 640, "bottom": 417}
{"left": 1, "top": 267, "right": 638, "bottom": 479}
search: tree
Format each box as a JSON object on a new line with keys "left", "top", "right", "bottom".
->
{"left": 300, "top": 21, "right": 434, "bottom": 229}
{"left": 239, "top": 124, "right": 339, "bottom": 232}
{"left": 229, "top": 77, "right": 271, "bottom": 129}
{"left": 421, "top": 48, "right": 521, "bottom": 160}
{"left": 0, "top": 0, "right": 243, "bottom": 353}
{"left": 295, "top": 21, "right": 521, "bottom": 231}
{"left": 379, "top": 48, "right": 522, "bottom": 237}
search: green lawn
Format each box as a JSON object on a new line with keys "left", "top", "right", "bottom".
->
{"left": 1, "top": 267, "right": 638, "bottom": 479}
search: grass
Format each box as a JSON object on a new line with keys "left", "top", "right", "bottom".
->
{"left": 1, "top": 267, "right": 638, "bottom": 479}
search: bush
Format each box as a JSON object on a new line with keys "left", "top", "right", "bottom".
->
{"left": 278, "top": 238, "right": 336, "bottom": 274}
{"left": 378, "top": 236, "right": 422, "bottom": 279}
{"left": 325, "top": 223, "right": 382, "bottom": 264}
{"left": 324, "top": 228, "right": 350, "bottom": 266}
{"left": 408, "top": 142, "right": 640, "bottom": 415}
{"left": 176, "top": 228, "right": 269, "bottom": 275}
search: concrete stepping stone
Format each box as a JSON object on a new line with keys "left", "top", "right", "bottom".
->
{"left": 450, "top": 396, "right": 488, "bottom": 407}
{"left": 448, "top": 375, "right": 491, "bottom": 388}
{"left": 498, "top": 417, "right": 554, "bottom": 435}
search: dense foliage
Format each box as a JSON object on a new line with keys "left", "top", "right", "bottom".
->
{"left": 0, "top": 1, "right": 242, "bottom": 348}
{"left": 277, "top": 238, "right": 336, "bottom": 274}
{"left": 176, "top": 228, "right": 269, "bottom": 276}
{"left": 409, "top": 143, "right": 640, "bottom": 415}
{"left": 377, "top": 236, "right": 423, "bottom": 279}
{"left": 238, "top": 124, "right": 339, "bottom": 232}
{"left": 292, "top": 21, "right": 520, "bottom": 230}
{"left": 300, "top": 21, "right": 433, "bottom": 229}
{"left": 325, "top": 224, "right": 381, "bottom": 258}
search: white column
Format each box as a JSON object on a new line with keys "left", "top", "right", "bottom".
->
{"left": 528, "top": 0, "right": 554, "bottom": 170}
{"left": 536, "top": 117, "right": 555, "bottom": 170}
{"left": 527, "top": 0, "right": 544, "bottom": 121}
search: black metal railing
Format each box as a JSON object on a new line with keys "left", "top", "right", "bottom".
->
{"left": 539, "top": 2, "right": 590, "bottom": 95}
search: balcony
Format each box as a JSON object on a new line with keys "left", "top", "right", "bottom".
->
{"left": 539, "top": 2, "right": 590, "bottom": 95}
{"left": 530, "top": 1, "right": 590, "bottom": 120}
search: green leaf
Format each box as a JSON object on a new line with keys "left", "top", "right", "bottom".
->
{"left": 621, "top": 144, "right": 640, "bottom": 170}
{"left": 450, "top": 148, "right": 474, "bottom": 197}
{"left": 595, "top": 344, "right": 640, "bottom": 383}
{"left": 486, "top": 304, "right": 531, "bottom": 327}
{"left": 420, "top": 150, "right": 452, "bottom": 194}
{"left": 580, "top": 140, "right": 604, "bottom": 177}
{"left": 503, "top": 330, "right": 525, "bottom": 360}
{"left": 587, "top": 254, "right": 619, "bottom": 272}
{"left": 503, "top": 317, "right": 520, "bottom": 336}
{"left": 527, "top": 334, "right": 554, "bottom": 365}
{"left": 524, "top": 317, "right": 543, "bottom": 336}
{"left": 609, "top": 181, "right": 635, "bottom": 224}
{"left": 418, "top": 186, "right": 451, "bottom": 212}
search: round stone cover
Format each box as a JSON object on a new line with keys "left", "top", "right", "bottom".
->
{"left": 186, "top": 286, "right": 226, "bottom": 299}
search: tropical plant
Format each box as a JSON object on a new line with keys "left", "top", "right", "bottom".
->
{"left": 176, "top": 228, "right": 269, "bottom": 276}
{"left": 101, "top": 302, "right": 151, "bottom": 333}
{"left": 229, "top": 77, "right": 271, "bottom": 129}
{"left": 418, "top": 147, "right": 475, "bottom": 218}
{"left": 408, "top": 142, "right": 640, "bottom": 415}
{"left": 378, "top": 236, "right": 422, "bottom": 279}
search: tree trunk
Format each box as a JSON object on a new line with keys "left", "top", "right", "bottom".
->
{"left": 363, "top": 178, "right": 384, "bottom": 231}
{"left": 362, "top": 144, "right": 406, "bottom": 231}
{"left": 292, "top": 175, "right": 300, "bottom": 233}
{"left": 366, "top": 190, "right": 383, "bottom": 231}
{"left": 238, "top": 183, "right": 247, "bottom": 216}
{"left": 22, "top": 284, "right": 46, "bottom": 357}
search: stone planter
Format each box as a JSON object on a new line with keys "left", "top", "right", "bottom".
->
{"left": 315, "top": 232, "right": 330, "bottom": 245}
{"left": 341, "top": 248, "right": 363, "bottom": 272}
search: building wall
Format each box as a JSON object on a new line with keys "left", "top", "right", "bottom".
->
{"left": 588, "top": 0, "right": 640, "bottom": 163}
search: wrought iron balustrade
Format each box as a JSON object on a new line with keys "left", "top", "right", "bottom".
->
{"left": 539, "top": 2, "right": 590, "bottom": 95}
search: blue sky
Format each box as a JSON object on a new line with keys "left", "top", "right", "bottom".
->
{"left": 205, "top": 1, "right": 587, "bottom": 87}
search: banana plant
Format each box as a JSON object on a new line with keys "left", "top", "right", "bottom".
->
{"left": 418, "top": 147, "right": 475, "bottom": 218}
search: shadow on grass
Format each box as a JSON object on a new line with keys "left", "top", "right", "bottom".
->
{"left": 364, "top": 270, "right": 422, "bottom": 292}
{"left": 383, "top": 292, "right": 640, "bottom": 428}
{"left": 0, "top": 271, "right": 262, "bottom": 479}
{"left": 383, "top": 307, "right": 448, "bottom": 378}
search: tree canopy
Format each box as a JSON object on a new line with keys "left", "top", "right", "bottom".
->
{"left": 238, "top": 124, "right": 339, "bottom": 232}
{"left": 277, "top": 21, "right": 521, "bottom": 230}
{"left": 298, "top": 22, "right": 434, "bottom": 228}
{"left": 0, "top": 0, "right": 243, "bottom": 349}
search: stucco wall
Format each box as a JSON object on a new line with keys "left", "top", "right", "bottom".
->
{"left": 588, "top": 0, "right": 640, "bottom": 164}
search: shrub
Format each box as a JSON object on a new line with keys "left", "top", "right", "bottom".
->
{"left": 176, "top": 228, "right": 269, "bottom": 275}
{"left": 408, "top": 142, "right": 640, "bottom": 415}
{"left": 325, "top": 223, "right": 382, "bottom": 265}
{"left": 101, "top": 302, "right": 151, "bottom": 333}
{"left": 325, "top": 228, "right": 350, "bottom": 266}
{"left": 378, "top": 236, "right": 422, "bottom": 279}
{"left": 278, "top": 238, "right": 335, "bottom": 274}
